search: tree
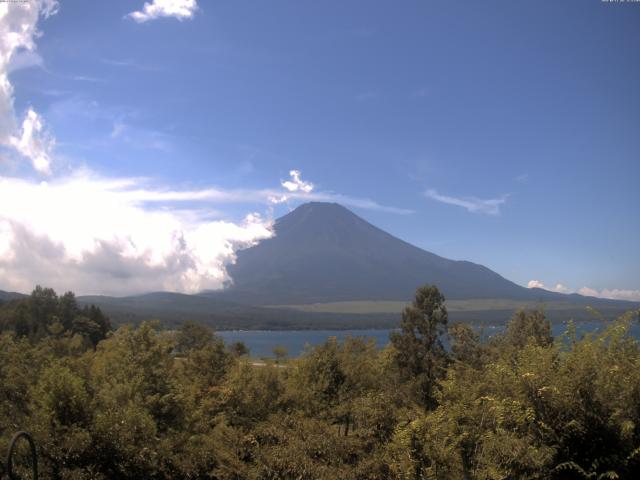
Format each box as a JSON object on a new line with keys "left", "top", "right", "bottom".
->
{"left": 295, "top": 337, "right": 346, "bottom": 415}
{"left": 449, "top": 322, "right": 485, "bottom": 369}
{"left": 502, "top": 309, "right": 553, "bottom": 349}
{"left": 29, "top": 286, "right": 58, "bottom": 326}
{"left": 390, "top": 284, "right": 448, "bottom": 409}
{"left": 81, "top": 305, "right": 111, "bottom": 343}
{"left": 272, "top": 345, "right": 288, "bottom": 364}
{"left": 175, "top": 320, "right": 213, "bottom": 354}
{"left": 57, "top": 291, "right": 78, "bottom": 331}
{"left": 229, "top": 340, "right": 250, "bottom": 357}
{"left": 71, "top": 315, "right": 103, "bottom": 348}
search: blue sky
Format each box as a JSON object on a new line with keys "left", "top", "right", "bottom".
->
{"left": 0, "top": 0, "right": 638, "bottom": 298}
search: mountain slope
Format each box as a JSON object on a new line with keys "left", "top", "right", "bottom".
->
{"left": 221, "top": 202, "right": 564, "bottom": 304}
{"left": 0, "top": 290, "right": 27, "bottom": 303}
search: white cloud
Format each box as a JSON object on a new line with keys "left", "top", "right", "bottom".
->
{"left": 127, "top": 0, "right": 198, "bottom": 23}
{"left": 425, "top": 189, "right": 508, "bottom": 215}
{"left": 527, "top": 280, "right": 546, "bottom": 289}
{"left": 0, "top": 0, "right": 57, "bottom": 174}
{"left": 580, "top": 287, "right": 640, "bottom": 302}
{"left": 281, "top": 169, "right": 314, "bottom": 194}
{"left": 528, "top": 280, "right": 640, "bottom": 302}
{"left": 271, "top": 170, "right": 413, "bottom": 214}
{"left": 577, "top": 287, "right": 598, "bottom": 297}
{"left": 527, "top": 280, "right": 571, "bottom": 294}
{"left": 10, "top": 108, "right": 54, "bottom": 174}
{"left": 0, "top": 173, "right": 273, "bottom": 295}
{"left": 552, "top": 283, "right": 572, "bottom": 294}
{"left": 269, "top": 170, "right": 314, "bottom": 204}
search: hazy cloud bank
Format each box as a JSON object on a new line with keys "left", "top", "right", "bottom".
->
{"left": 527, "top": 280, "right": 640, "bottom": 302}
{"left": 0, "top": 173, "right": 274, "bottom": 295}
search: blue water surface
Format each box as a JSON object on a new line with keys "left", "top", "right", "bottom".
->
{"left": 218, "top": 321, "right": 640, "bottom": 358}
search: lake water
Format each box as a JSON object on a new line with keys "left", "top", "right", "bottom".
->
{"left": 218, "top": 321, "right": 640, "bottom": 358}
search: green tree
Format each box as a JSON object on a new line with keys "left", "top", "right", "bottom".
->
{"left": 80, "top": 305, "right": 111, "bottom": 344}
{"left": 0, "top": 287, "right": 111, "bottom": 347}
{"left": 390, "top": 284, "right": 449, "bottom": 409}
{"left": 228, "top": 340, "right": 249, "bottom": 357}
{"left": 57, "top": 291, "right": 79, "bottom": 332}
{"left": 449, "top": 322, "right": 485, "bottom": 369}
{"left": 294, "top": 337, "right": 346, "bottom": 416}
{"left": 71, "top": 315, "right": 104, "bottom": 348}
{"left": 272, "top": 345, "right": 288, "bottom": 364}
{"left": 30, "top": 363, "right": 93, "bottom": 479}
{"left": 175, "top": 320, "right": 213, "bottom": 354}
{"left": 502, "top": 308, "right": 553, "bottom": 349}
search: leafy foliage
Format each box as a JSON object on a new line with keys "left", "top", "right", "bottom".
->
{"left": 390, "top": 284, "right": 449, "bottom": 409}
{"left": 0, "top": 285, "right": 639, "bottom": 479}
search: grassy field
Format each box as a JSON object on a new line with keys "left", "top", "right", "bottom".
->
{"left": 267, "top": 298, "right": 632, "bottom": 315}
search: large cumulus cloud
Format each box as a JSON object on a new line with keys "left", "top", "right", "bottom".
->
{"left": 0, "top": 174, "right": 273, "bottom": 295}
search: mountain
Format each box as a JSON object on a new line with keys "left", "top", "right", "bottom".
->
{"left": 220, "top": 202, "right": 566, "bottom": 305}
{"left": 5, "top": 203, "right": 637, "bottom": 329}
{"left": 0, "top": 290, "right": 27, "bottom": 303}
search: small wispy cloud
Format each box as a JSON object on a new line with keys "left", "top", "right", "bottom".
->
{"left": 70, "top": 74, "right": 105, "bottom": 83}
{"left": 424, "top": 189, "right": 508, "bottom": 215}
{"left": 268, "top": 171, "right": 413, "bottom": 215}
{"left": 515, "top": 173, "right": 528, "bottom": 182}
{"left": 268, "top": 170, "right": 315, "bottom": 204}
{"left": 127, "top": 0, "right": 199, "bottom": 23}
{"left": 109, "top": 122, "right": 174, "bottom": 152}
{"left": 35, "top": 89, "right": 71, "bottom": 98}
{"left": 281, "top": 169, "right": 314, "bottom": 194}
{"left": 306, "top": 193, "right": 414, "bottom": 215}
{"left": 527, "top": 280, "right": 640, "bottom": 302}
{"left": 527, "top": 280, "right": 571, "bottom": 294}
{"left": 100, "top": 58, "right": 162, "bottom": 72}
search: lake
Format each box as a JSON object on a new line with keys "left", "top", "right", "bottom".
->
{"left": 218, "top": 320, "right": 640, "bottom": 358}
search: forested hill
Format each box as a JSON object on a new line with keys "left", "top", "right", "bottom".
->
{"left": 0, "top": 289, "right": 26, "bottom": 303}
